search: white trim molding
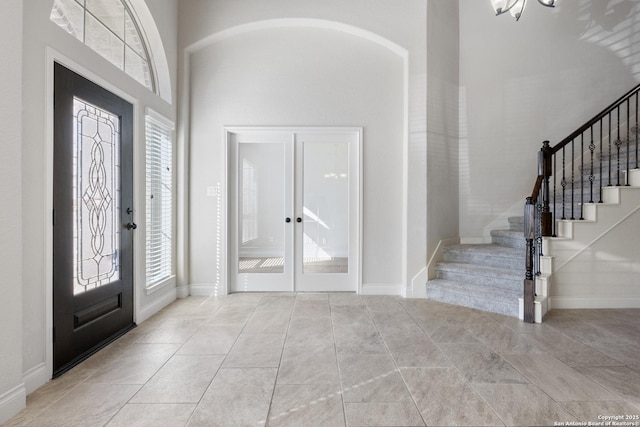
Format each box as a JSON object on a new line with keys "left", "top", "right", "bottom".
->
{"left": 0, "top": 383, "right": 26, "bottom": 425}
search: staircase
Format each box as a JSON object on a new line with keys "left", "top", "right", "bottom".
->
{"left": 426, "top": 217, "right": 525, "bottom": 318}
{"left": 426, "top": 84, "right": 640, "bottom": 321}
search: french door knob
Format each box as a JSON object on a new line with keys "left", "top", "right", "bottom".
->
{"left": 296, "top": 217, "right": 302, "bottom": 223}
{"left": 285, "top": 217, "right": 291, "bottom": 223}
{"left": 126, "top": 222, "right": 137, "bottom": 230}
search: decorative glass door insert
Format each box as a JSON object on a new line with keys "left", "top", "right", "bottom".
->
{"left": 73, "top": 98, "right": 121, "bottom": 295}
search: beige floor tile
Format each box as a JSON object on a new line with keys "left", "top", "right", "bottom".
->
{"left": 137, "top": 318, "right": 206, "bottom": 344}
{"left": 473, "top": 383, "right": 578, "bottom": 426}
{"left": 106, "top": 403, "right": 196, "bottom": 427}
{"left": 329, "top": 293, "right": 364, "bottom": 306}
{"left": 3, "top": 367, "right": 96, "bottom": 426}
{"left": 205, "top": 303, "right": 255, "bottom": 325}
{"left": 575, "top": 366, "right": 640, "bottom": 406}
{"left": 266, "top": 384, "right": 345, "bottom": 427}
{"left": 427, "top": 324, "right": 479, "bottom": 344}
{"left": 255, "top": 295, "right": 296, "bottom": 311}
{"left": 277, "top": 346, "right": 340, "bottom": 385}
{"left": 222, "top": 333, "right": 285, "bottom": 368}
{"left": 371, "top": 311, "right": 424, "bottom": 337}
{"left": 362, "top": 296, "right": 405, "bottom": 313}
{"left": 187, "top": 368, "right": 277, "bottom": 427}
{"left": 292, "top": 299, "right": 331, "bottom": 318}
{"left": 130, "top": 354, "right": 224, "bottom": 403}
{"left": 243, "top": 309, "right": 292, "bottom": 334}
{"left": 522, "top": 332, "right": 625, "bottom": 367}
{"left": 338, "top": 353, "right": 412, "bottom": 404}
{"left": 26, "top": 383, "right": 140, "bottom": 427}
{"left": 401, "top": 367, "right": 503, "bottom": 426}
{"left": 343, "top": 403, "right": 424, "bottom": 427}
{"left": 503, "top": 353, "right": 618, "bottom": 402}
{"left": 439, "top": 343, "right": 529, "bottom": 384}
{"left": 86, "top": 343, "right": 180, "bottom": 384}
{"left": 177, "top": 323, "right": 243, "bottom": 355}
{"left": 383, "top": 333, "right": 452, "bottom": 368}
{"left": 466, "top": 323, "right": 543, "bottom": 354}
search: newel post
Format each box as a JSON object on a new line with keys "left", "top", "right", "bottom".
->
{"left": 539, "top": 141, "right": 553, "bottom": 236}
{"left": 523, "top": 197, "right": 536, "bottom": 323}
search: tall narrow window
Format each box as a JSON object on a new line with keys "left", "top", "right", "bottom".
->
{"left": 50, "top": 0, "right": 155, "bottom": 92}
{"left": 145, "top": 111, "right": 173, "bottom": 288}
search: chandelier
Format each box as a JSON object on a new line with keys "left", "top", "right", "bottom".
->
{"left": 490, "top": 0, "right": 556, "bottom": 21}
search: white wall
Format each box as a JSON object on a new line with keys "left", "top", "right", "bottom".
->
{"left": 459, "top": 0, "right": 640, "bottom": 240}
{"left": 0, "top": 1, "right": 25, "bottom": 422}
{"left": 179, "top": 0, "right": 427, "bottom": 293}
{"left": 15, "top": 0, "right": 178, "bottom": 413}
{"left": 425, "top": 0, "right": 460, "bottom": 283}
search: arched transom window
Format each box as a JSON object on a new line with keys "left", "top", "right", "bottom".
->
{"left": 50, "top": 0, "right": 155, "bottom": 92}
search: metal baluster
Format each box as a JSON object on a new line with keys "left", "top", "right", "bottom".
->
{"left": 635, "top": 92, "right": 640, "bottom": 169}
{"left": 627, "top": 99, "right": 631, "bottom": 186}
{"left": 609, "top": 113, "right": 612, "bottom": 186}
{"left": 589, "top": 126, "right": 595, "bottom": 203}
{"left": 599, "top": 119, "right": 604, "bottom": 203}
{"left": 616, "top": 106, "right": 622, "bottom": 186}
{"left": 580, "top": 133, "right": 584, "bottom": 220}
{"left": 561, "top": 146, "right": 566, "bottom": 220}
{"left": 553, "top": 153, "right": 557, "bottom": 236}
{"left": 571, "top": 139, "right": 575, "bottom": 220}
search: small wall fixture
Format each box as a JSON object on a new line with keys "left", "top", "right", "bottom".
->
{"left": 490, "top": 0, "right": 556, "bottom": 21}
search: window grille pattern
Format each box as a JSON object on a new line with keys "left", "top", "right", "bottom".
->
{"left": 73, "top": 97, "right": 121, "bottom": 295}
{"left": 50, "top": 0, "right": 155, "bottom": 92}
{"left": 145, "top": 113, "right": 173, "bottom": 287}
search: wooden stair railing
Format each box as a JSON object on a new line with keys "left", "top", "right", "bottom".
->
{"left": 523, "top": 83, "right": 640, "bottom": 323}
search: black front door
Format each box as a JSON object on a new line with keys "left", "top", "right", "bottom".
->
{"left": 53, "top": 63, "right": 135, "bottom": 377}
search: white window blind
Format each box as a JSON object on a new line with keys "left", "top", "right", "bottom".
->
{"left": 145, "top": 112, "right": 173, "bottom": 287}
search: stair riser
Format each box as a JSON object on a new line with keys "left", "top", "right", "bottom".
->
{"left": 491, "top": 235, "right": 526, "bottom": 250}
{"left": 426, "top": 289, "right": 519, "bottom": 317}
{"left": 436, "top": 270, "right": 521, "bottom": 292}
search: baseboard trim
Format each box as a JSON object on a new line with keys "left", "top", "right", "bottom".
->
{"left": 136, "top": 287, "right": 177, "bottom": 324}
{"left": 360, "top": 284, "right": 401, "bottom": 295}
{"left": 189, "top": 283, "right": 228, "bottom": 296}
{"left": 23, "top": 363, "right": 48, "bottom": 395}
{"left": 176, "top": 284, "right": 190, "bottom": 298}
{"left": 0, "top": 383, "right": 26, "bottom": 425}
{"left": 550, "top": 296, "right": 640, "bottom": 309}
{"left": 403, "top": 268, "right": 427, "bottom": 298}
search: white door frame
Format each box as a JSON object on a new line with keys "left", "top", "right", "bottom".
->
{"left": 225, "top": 126, "right": 362, "bottom": 294}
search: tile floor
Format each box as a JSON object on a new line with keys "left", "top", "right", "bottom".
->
{"left": 5, "top": 294, "right": 640, "bottom": 427}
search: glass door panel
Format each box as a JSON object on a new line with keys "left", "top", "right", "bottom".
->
{"left": 302, "top": 141, "right": 349, "bottom": 274}
{"left": 238, "top": 143, "right": 285, "bottom": 274}
{"left": 231, "top": 134, "right": 294, "bottom": 293}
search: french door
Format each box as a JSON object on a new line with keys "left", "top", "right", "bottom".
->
{"left": 228, "top": 128, "right": 361, "bottom": 293}
{"left": 53, "top": 63, "right": 135, "bottom": 377}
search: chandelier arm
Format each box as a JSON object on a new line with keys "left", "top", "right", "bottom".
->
{"left": 495, "top": 0, "right": 520, "bottom": 16}
{"left": 515, "top": 0, "right": 526, "bottom": 20}
{"left": 537, "top": 0, "right": 556, "bottom": 7}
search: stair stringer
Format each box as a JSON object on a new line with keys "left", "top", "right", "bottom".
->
{"left": 542, "top": 169, "right": 640, "bottom": 309}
